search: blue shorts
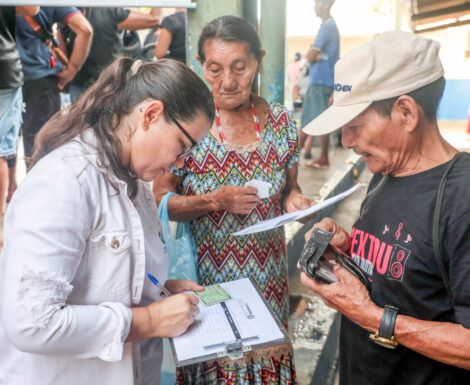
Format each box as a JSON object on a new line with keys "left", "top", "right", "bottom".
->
{"left": 0, "top": 87, "right": 23, "bottom": 159}
{"left": 301, "top": 84, "right": 333, "bottom": 129}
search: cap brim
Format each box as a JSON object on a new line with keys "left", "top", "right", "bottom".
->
{"left": 302, "top": 101, "right": 372, "bottom": 136}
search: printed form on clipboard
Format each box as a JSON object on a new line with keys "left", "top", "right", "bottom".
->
{"left": 170, "top": 278, "right": 290, "bottom": 366}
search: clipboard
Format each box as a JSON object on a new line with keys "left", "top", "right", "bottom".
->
{"left": 169, "top": 277, "right": 291, "bottom": 367}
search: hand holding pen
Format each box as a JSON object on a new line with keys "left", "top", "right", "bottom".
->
{"left": 127, "top": 274, "right": 202, "bottom": 341}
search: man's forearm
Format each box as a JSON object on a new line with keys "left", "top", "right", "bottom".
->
{"left": 118, "top": 11, "right": 160, "bottom": 31}
{"left": 69, "top": 31, "right": 92, "bottom": 71}
{"left": 15, "top": 6, "right": 39, "bottom": 16}
{"left": 357, "top": 304, "right": 470, "bottom": 370}
{"left": 394, "top": 315, "right": 470, "bottom": 370}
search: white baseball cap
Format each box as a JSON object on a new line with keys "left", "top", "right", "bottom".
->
{"left": 302, "top": 30, "right": 444, "bottom": 136}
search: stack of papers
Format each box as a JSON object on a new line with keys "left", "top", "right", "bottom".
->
{"left": 171, "top": 278, "right": 288, "bottom": 366}
{"left": 232, "top": 184, "right": 365, "bottom": 236}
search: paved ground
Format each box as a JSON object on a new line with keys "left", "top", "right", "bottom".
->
{"left": 290, "top": 157, "right": 371, "bottom": 385}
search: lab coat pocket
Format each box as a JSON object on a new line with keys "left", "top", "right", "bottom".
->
{"left": 87, "top": 229, "right": 132, "bottom": 298}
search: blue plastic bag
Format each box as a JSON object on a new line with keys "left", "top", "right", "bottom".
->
{"left": 157, "top": 192, "right": 198, "bottom": 281}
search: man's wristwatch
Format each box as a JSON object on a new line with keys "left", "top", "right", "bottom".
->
{"left": 369, "top": 305, "right": 399, "bottom": 349}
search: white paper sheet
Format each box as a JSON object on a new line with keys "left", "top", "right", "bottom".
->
{"left": 232, "top": 184, "right": 366, "bottom": 236}
{"left": 171, "top": 278, "right": 286, "bottom": 365}
{"left": 244, "top": 179, "right": 272, "bottom": 199}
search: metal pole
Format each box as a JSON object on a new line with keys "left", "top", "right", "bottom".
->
{"left": 259, "top": 0, "right": 286, "bottom": 103}
{"left": 243, "top": 0, "right": 258, "bottom": 31}
{"left": 243, "top": 0, "right": 259, "bottom": 94}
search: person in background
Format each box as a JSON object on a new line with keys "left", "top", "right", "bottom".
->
{"left": 287, "top": 51, "right": 305, "bottom": 106}
{"left": 154, "top": 8, "right": 186, "bottom": 62}
{"left": 293, "top": 61, "right": 310, "bottom": 111}
{"left": 15, "top": 6, "right": 92, "bottom": 169}
{"left": 63, "top": 7, "right": 161, "bottom": 101}
{"left": 299, "top": 0, "right": 339, "bottom": 166}
{"left": 0, "top": 5, "right": 39, "bottom": 229}
{"left": 301, "top": 31, "right": 470, "bottom": 385}
{"left": 154, "top": 15, "right": 313, "bottom": 384}
{"left": 466, "top": 105, "right": 470, "bottom": 141}
{"left": 0, "top": 58, "right": 215, "bottom": 385}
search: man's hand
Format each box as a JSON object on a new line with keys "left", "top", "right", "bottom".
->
{"left": 300, "top": 265, "right": 382, "bottom": 333}
{"left": 305, "top": 217, "right": 351, "bottom": 251}
{"left": 307, "top": 47, "right": 321, "bottom": 63}
{"left": 57, "top": 64, "right": 78, "bottom": 90}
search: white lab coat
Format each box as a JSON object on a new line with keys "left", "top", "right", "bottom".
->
{"left": 0, "top": 131, "right": 167, "bottom": 385}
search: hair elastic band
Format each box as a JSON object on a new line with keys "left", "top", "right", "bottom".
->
{"left": 130, "top": 59, "right": 143, "bottom": 76}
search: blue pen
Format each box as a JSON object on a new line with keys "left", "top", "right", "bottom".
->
{"left": 147, "top": 273, "right": 173, "bottom": 296}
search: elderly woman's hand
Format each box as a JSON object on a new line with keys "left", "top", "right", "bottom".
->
{"left": 283, "top": 190, "right": 316, "bottom": 223}
{"left": 210, "top": 186, "right": 259, "bottom": 215}
{"left": 305, "top": 217, "right": 351, "bottom": 251}
{"left": 164, "top": 279, "right": 204, "bottom": 294}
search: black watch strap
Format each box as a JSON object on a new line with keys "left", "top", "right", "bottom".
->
{"left": 378, "top": 305, "right": 399, "bottom": 339}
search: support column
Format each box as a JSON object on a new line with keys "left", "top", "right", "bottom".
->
{"left": 243, "top": 0, "right": 259, "bottom": 93}
{"left": 243, "top": 0, "right": 258, "bottom": 31}
{"left": 186, "top": 0, "right": 243, "bottom": 77}
{"left": 259, "top": 0, "right": 286, "bottom": 103}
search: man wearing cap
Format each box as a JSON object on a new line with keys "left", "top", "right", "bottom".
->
{"left": 300, "top": 31, "right": 470, "bottom": 384}
{"left": 300, "top": 0, "right": 339, "bottom": 165}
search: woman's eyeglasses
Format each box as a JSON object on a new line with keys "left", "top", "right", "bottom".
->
{"left": 168, "top": 113, "right": 197, "bottom": 159}
{"left": 139, "top": 105, "right": 198, "bottom": 159}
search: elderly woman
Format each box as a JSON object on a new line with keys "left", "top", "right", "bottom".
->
{"left": 0, "top": 58, "right": 214, "bottom": 385}
{"left": 154, "top": 15, "right": 312, "bottom": 384}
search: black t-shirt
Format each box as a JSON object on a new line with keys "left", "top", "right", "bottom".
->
{"left": 0, "top": 6, "right": 23, "bottom": 89}
{"left": 160, "top": 12, "right": 186, "bottom": 62}
{"left": 63, "top": 7, "right": 130, "bottom": 87}
{"left": 341, "top": 154, "right": 470, "bottom": 385}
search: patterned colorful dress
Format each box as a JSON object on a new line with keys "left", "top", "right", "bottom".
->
{"left": 173, "top": 102, "right": 298, "bottom": 385}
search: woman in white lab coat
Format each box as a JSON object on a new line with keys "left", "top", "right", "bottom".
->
{"left": 0, "top": 58, "right": 214, "bottom": 385}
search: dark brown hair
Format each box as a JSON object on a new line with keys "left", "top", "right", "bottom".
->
{"left": 197, "top": 15, "right": 262, "bottom": 63}
{"left": 32, "top": 58, "right": 214, "bottom": 199}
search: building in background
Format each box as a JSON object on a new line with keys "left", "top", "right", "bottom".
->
{"left": 286, "top": 0, "right": 470, "bottom": 123}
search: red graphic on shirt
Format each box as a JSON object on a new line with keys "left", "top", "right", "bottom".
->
{"left": 350, "top": 227, "right": 411, "bottom": 281}
{"left": 395, "top": 222, "right": 403, "bottom": 240}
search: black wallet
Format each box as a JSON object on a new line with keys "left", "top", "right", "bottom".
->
{"left": 298, "top": 228, "right": 371, "bottom": 291}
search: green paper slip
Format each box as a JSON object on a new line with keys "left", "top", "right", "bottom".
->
{"left": 196, "top": 284, "right": 231, "bottom": 305}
